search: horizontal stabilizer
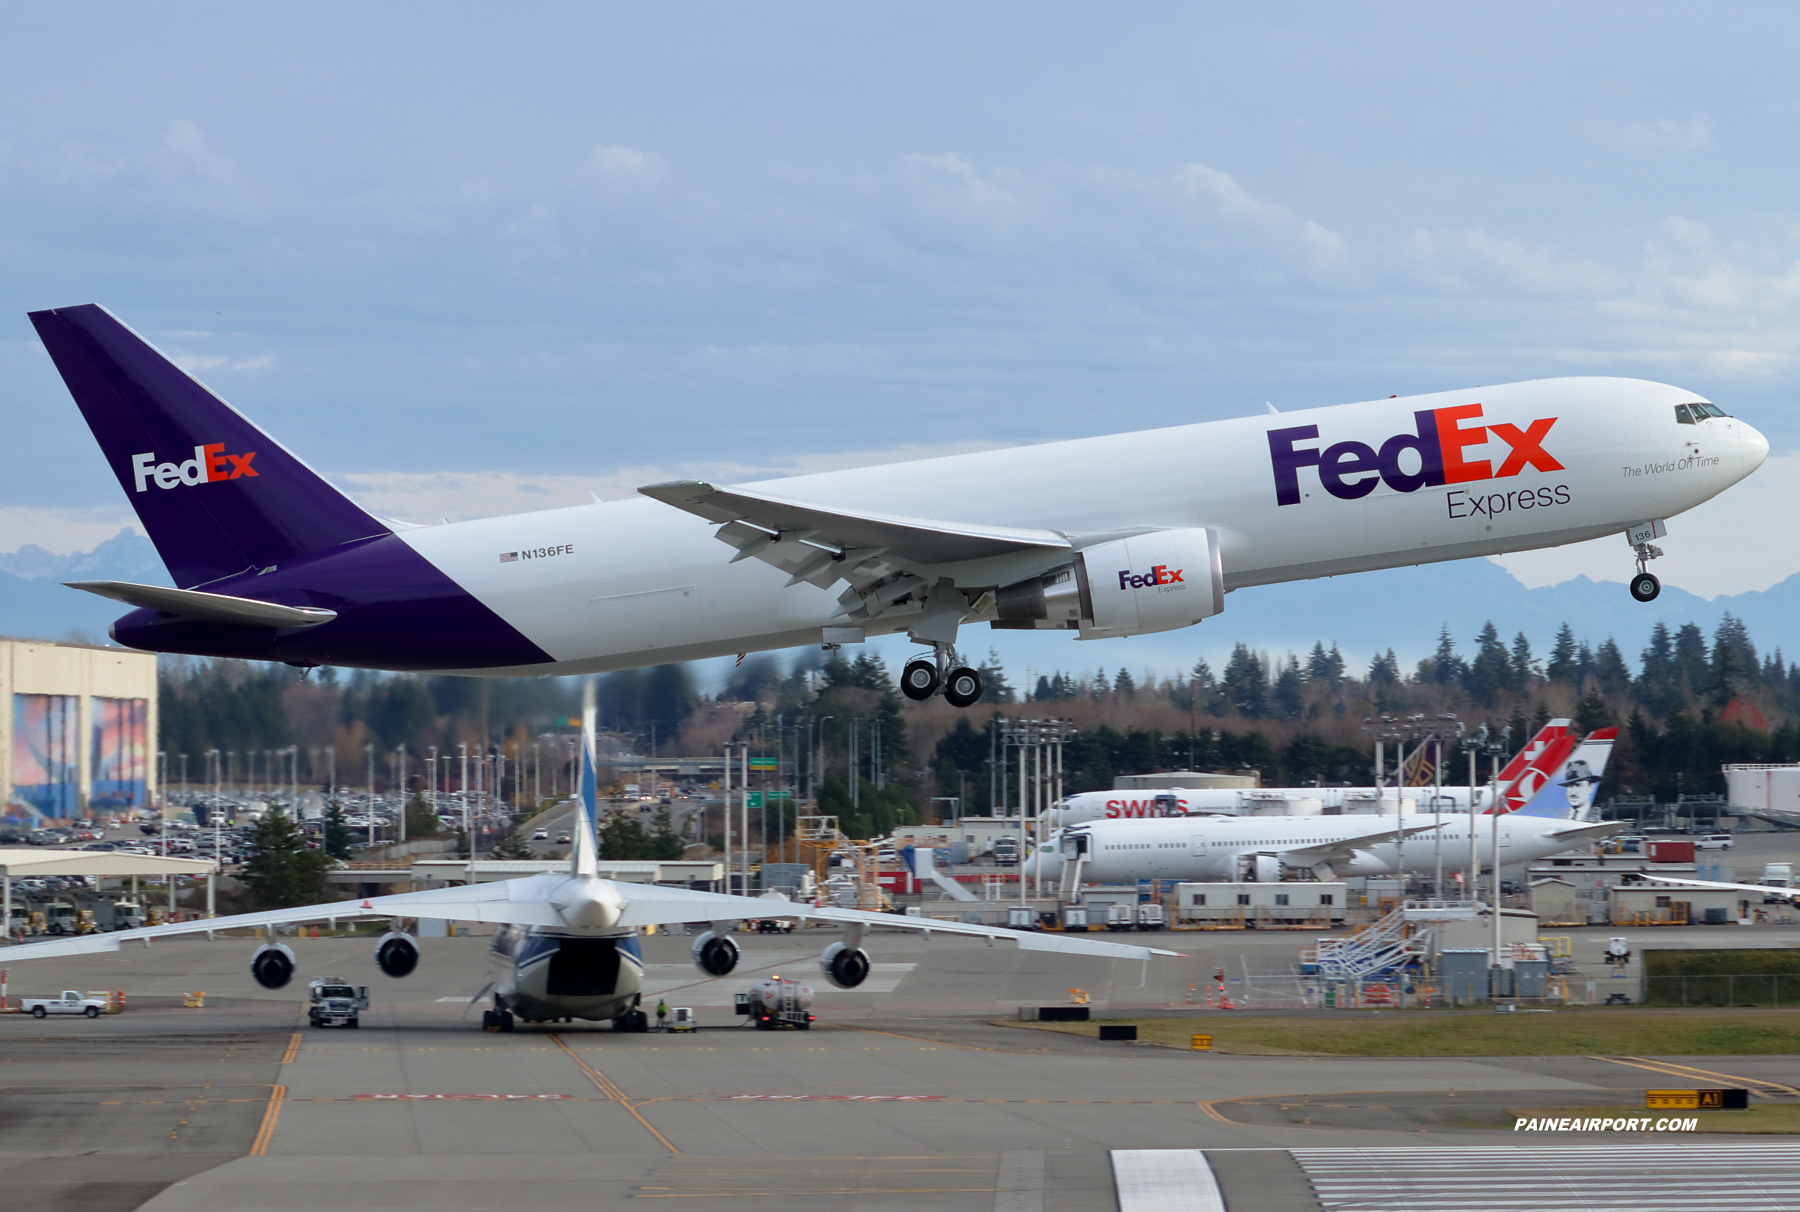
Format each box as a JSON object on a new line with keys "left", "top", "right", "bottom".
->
{"left": 66, "top": 580, "right": 337, "bottom": 628}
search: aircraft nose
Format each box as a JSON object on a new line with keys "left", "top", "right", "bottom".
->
{"left": 1741, "top": 419, "right": 1771, "bottom": 474}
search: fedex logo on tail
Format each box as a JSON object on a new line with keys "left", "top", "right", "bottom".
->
{"left": 1119, "top": 564, "right": 1184, "bottom": 590}
{"left": 130, "top": 445, "right": 258, "bottom": 493}
{"left": 1268, "top": 404, "right": 1563, "bottom": 506}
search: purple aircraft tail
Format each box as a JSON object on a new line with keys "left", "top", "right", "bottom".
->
{"left": 29, "top": 305, "right": 387, "bottom": 589}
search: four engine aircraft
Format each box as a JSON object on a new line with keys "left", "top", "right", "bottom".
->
{"left": 0, "top": 688, "right": 1178, "bottom": 1030}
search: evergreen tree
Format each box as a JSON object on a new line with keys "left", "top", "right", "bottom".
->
{"left": 1593, "top": 638, "right": 1631, "bottom": 695}
{"left": 1431, "top": 625, "right": 1465, "bottom": 685}
{"left": 1464, "top": 621, "right": 1508, "bottom": 706}
{"left": 1272, "top": 655, "right": 1305, "bottom": 719}
{"left": 1368, "top": 650, "right": 1400, "bottom": 685}
{"left": 241, "top": 811, "right": 329, "bottom": 909}
{"left": 1091, "top": 668, "right": 1111, "bottom": 699}
{"left": 1638, "top": 621, "right": 1679, "bottom": 714}
{"left": 322, "top": 801, "right": 354, "bottom": 860}
{"left": 1672, "top": 623, "right": 1710, "bottom": 695}
{"left": 1711, "top": 613, "right": 1757, "bottom": 705}
{"left": 1546, "top": 623, "right": 1579, "bottom": 686}
{"left": 1221, "top": 644, "right": 1267, "bottom": 718}
{"left": 1114, "top": 668, "right": 1137, "bottom": 697}
{"left": 403, "top": 791, "right": 442, "bottom": 838}
{"left": 1508, "top": 632, "right": 1536, "bottom": 694}
{"left": 489, "top": 828, "right": 535, "bottom": 860}
{"left": 1305, "top": 642, "right": 1350, "bottom": 691}
{"left": 1574, "top": 685, "right": 1615, "bottom": 734}
{"left": 648, "top": 806, "right": 687, "bottom": 860}
{"left": 975, "top": 649, "right": 1016, "bottom": 703}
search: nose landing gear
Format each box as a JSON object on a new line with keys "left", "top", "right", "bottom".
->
{"left": 902, "top": 647, "right": 983, "bottom": 707}
{"left": 1626, "top": 521, "right": 1666, "bottom": 602}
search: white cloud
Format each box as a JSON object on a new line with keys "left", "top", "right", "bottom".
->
{"left": 0, "top": 506, "right": 140, "bottom": 556}
{"left": 591, "top": 143, "right": 661, "bottom": 178}
{"left": 1620, "top": 116, "right": 1713, "bottom": 154}
{"left": 331, "top": 438, "right": 1013, "bottom": 525}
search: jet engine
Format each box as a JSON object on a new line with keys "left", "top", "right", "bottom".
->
{"left": 819, "top": 940, "right": 871, "bottom": 989}
{"left": 992, "top": 528, "right": 1224, "bottom": 638}
{"left": 250, "top": 942, "right": 296, "bottom": 989}
{"left": 375, "top": 931, "right": 420, "bottom": 977}
{"left": 693, "top": 931, "right": 740, "bottom": 976}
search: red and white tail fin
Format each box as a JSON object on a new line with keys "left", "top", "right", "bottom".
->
{"left": 1480, "top": 719, "right": 1574, "bottom": 813}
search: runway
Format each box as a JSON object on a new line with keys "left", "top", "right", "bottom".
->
{"left": 3, "top": 928, "right": 1798, "bottom": 1209}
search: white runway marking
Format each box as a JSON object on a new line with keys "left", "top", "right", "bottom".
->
{"left": 1110, "top": 1150, "right": 1226, "bottom": 1212}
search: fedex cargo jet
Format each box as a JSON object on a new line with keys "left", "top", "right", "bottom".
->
{"left": 28, "top": 305, "right": 1767, "bottom": 705}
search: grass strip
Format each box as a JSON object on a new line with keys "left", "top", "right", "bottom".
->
{"left": 1002, "top": 1008, "right": 1800, "bottom": 1056}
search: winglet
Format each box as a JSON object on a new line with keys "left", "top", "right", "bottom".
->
{"left": 573, "top": 679, "right": 600, "bottom": 879}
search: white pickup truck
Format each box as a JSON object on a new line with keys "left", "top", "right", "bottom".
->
{"left": 21, "top": 990, "right": 108, "bottom": 1018}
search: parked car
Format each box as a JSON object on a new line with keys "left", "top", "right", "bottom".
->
{"left": 1697, "top": 833, "right": 1735, "bottom": 850}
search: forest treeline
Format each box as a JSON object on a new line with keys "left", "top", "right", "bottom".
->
{"left": 154, "top": 611, "right": 1800, "bottom": 832}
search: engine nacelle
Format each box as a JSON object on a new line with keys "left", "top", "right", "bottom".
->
{"left": 693, "top": 931, "right": 740, "bottom": 976}
{"left": 250, "top": 942, "right": 296, "bottom": 989}
{"left": 991, "top": 529, "right": 1223, "bottom": 638}
{"left": 819, "top": 941, "right": 872, "bottom": 990}
{"left": 375, "top": 931, "right": 420, "bottom": 978}
{"left": 1078, "top": 527, "right": 1223, "bottom": 638}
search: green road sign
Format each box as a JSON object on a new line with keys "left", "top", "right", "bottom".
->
{"left": 748, "top": 757, "right": 778, "bottom": 771}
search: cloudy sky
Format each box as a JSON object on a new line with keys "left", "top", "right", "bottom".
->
{"left": 5, "top": 4, "right": 1800, "bottom": 656}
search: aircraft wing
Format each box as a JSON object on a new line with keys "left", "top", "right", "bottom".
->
{"left": 1281, "top": 820, "right": 1443, "bottom": 867}
{"left": 637, "top": 479, "right": 1070, "bottom": 594}
{"left": 1641, "top": 874, "right": 1795, "bottom": 901}
{"left": 0, "top": 874, "right": 1179, "bottom": 965}
{"left": 1546, "top": 821, "right": 1625, "bottom": 844}
{"left": 0, "top": 878, "right": 568, "bottom": 962}
{"left": 611, "top": 882, "right": 1182, "bottom": 960}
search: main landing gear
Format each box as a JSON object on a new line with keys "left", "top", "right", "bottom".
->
{"left": 482, "top": 1008, "right": 515, "bottom": 1033}
{"left": 901, "top": 647, "right": 983, "bottom": 708}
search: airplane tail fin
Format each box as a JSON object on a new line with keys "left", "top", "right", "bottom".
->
{"left": 28, "top": 305, "right": 387, "bottom": 589}
{"left": 1512, "top": 727, "right": 1617, "bottom": 819}
{"left": 1485, "top": 719, "right": 1575, "bottom": 813}
{"left": 572, "top": 678, "right": 600, "bottom": 879}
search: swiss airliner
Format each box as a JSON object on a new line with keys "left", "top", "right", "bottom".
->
{"left": 1029, "top": 730, "right": 1618, "bottom": 885}
{"left": 29, "top": 305, "right": 1766, "bottom": 704}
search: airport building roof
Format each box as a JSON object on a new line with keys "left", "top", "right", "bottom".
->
{"left": 0, "top": 847, "right": 216, "bottom": 877}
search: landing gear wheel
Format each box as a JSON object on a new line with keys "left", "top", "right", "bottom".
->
{"left": 481, "top": 1009, "right": 498, "bottom": 1032}
{"left": 498, "top": 1011, "right": 515, "bottom": 1033}
{"left": 1630, "top": 572, "right": 1661, "bottom": 602}
{"left": 900, "top": 657, "right": 940, "bottom": 701}
{"left": 943, "top": 666, "right": 983, "bottom": 709}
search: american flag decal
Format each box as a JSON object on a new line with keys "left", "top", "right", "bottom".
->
{"left": 499, "top": 552, "right": 518, "bottom": 563}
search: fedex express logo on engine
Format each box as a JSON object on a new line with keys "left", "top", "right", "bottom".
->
{"left": 1119, "top": 564, "right": 1183, "bottom": 591}
{"left": 1267, "top": 404, "right": 1562, "bottom": 506}
{"left": 130, "top": 445, "right": 258, "bottom": 492}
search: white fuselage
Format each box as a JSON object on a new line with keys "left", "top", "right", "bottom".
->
{"left": 1055, "top": 786, "right": 1484, "bottom": 825}
{"left": 395, "top": 377, "right": 1765, "bottom": 673}
{"left": 1029, "top": 813, "right": 1602, "bottom": 883}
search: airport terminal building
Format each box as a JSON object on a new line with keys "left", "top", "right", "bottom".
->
{"left": 0, "top": 638, "right": 156, "bottom": 826}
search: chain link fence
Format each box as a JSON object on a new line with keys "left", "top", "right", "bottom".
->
{"left": 1642, "top": 974, "right": 1800, "bottom": 1007}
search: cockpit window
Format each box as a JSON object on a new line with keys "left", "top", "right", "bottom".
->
{"left": 1697, "top": 402, "right": 1730, "bottom": 418}
{"left": 1675, "top": 404, "right": 1696, "bottom": 425}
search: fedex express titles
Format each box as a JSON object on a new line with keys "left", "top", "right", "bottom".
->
{"left": 1267, "top": 402, "right": 1569, "bottom": 519}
